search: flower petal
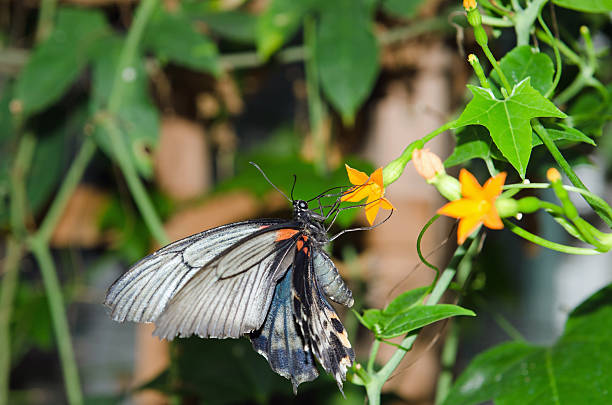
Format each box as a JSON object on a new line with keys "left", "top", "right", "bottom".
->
{"left": 482, "top": 206, "right": 503, "bottom": 229}
{"left": 365, "top": 199, "right": 381, "bottom": 225}
{"left": 341, "top": 184, "right": 372, "bottom": 202}
{"left": 457, "top": 215, "right": 482, "bottom": 244}
{"left": 380, "top": 197, "right": 395, "bottom": 210}
{"left": 438, "top": 198, "right": 480, "bottom": 219}
{"left": 370, "top": 167, "right": 384, "bottom": 188}
{"left": 345, "top": 164, "right": 370, "bottom": 186}
{"left": 482, "top": 172, "right": 507, "bottom": 201}
{"left": 459, "top": 169, "right": 484, "bottom": 199}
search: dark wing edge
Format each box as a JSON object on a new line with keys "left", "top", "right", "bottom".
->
{"left": 292, "top": 239, "right": 355, "bottom": 392}
{"left": 249, "top": 267, "right": 319, "bottom": 394}
{"left": 104, "top": 219, "right": 292, "bottom": 325}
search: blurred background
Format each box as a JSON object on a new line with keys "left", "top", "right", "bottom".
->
{"left": 1, "top": 0, "right": 611, "bottom": 404}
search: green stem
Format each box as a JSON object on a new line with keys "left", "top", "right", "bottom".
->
{"left": 537, "top": 14, "right": 561, "bottom": 98}
{"left": 9, "top": 133, "right": 36, "bottom": 239}
{"left": 434, "top": 322, "right": 459, "bottom": 405}
{"left": 36, "top": 138, "right": 97, "bottom": 244}
{"left": 304, "top": 15, "right": 327, "bottom": 174}
{"left": 367, "top": 339, "right": 380, "bottom": 374}
{"left": 503, "top": 219, "right": 600, "bottom": 255}
{"left": 107, "top": 0, "right": 159, "bottom": 114}
{"left": 364, "top": 237, "right": 479, "bottom": 403}
{"left": 482, "top": 45, "right": 512, "bottom": 94}
{"left": 0, "top": 238, "right": 24, "bottom": 405}
{"left": 35, "top": 0, "right": 58, "bottom": 42}
{"left": 28, "top": 238, "right": 82, "bottom": 405}
{"left": 532, "top": 120, "right": 612, "bottom": 227}
{"left": 99, "top": 118, "right": 169, "bottom": 245}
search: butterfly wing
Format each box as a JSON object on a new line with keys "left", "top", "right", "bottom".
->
{"left": 105, "top": 219, "right": 292, "bottom": 326}
{"left": 292, "top": 237, "right": 355, "bottom": 391}
{"left": 250, "top": 267, "right": 319, "bottom": 393}
{"left": 153, "top": 224, "right": 302, "bottom": 340}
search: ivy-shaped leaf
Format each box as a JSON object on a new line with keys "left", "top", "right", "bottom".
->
{"left": 446, "top": 125, "right": 506, "bottom": 167}
{"left": 15, "top": 8, "right": 110, "bottom": 116}
{"left": 443, "top": 282, "right": 612, "bottom": 405}
{"left": 453, "top": 78, "right": 566, "bottom": 178}
{"left": 316, "top": 0, "right": 379, "bottom": 123}
{"left": 490, "top": 45, "right": 554, "bottom": 96}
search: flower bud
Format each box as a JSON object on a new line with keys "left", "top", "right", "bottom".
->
{"left": 412, "top": 149, "right": 445, "bottom": 182}
{"left": 463, "top": 0, "right": 477, "bottom": 11}
{"left": 495, "top": 197, "right": 519, "bottom": 218}
{"left": 431, "top": 173, "right": 462, "bottom": 201}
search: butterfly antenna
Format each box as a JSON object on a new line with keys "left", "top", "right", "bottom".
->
{"left": 249, "top": 161, "right": 291, "bottom": 202}
{"left": 290, "top": 174, "right": 297, "bottom": 201}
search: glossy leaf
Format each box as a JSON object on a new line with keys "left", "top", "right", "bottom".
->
{"left": 378, "top": 304, "right": 475, "bottom": 339}
{"left": 446, "top": 125, "right": 506, "bottom": 167}
{"left": 316, "top": 0, "right": 379, "bottom": 123}
{"left": 90, "top": 36, "right": 159, "bottom": 178}
{"left": 453, "top": 78, "right": 566, "bottom": 178}
{"left": 144, "top": 5, "right": 220, "bottom": 75}
{"left": 491, "top": 45, "right": 554, "bottom": 96}
{"left": 532, "top": 125, "right": 595, "bottom": 147}
{"left": 15, "top": 8, "right": 110, "bottom": 116}
{"left": 552, "top": 0, "right": 612, "bottom": 13}
{"left": 443, "top": 283, "right": 612, "bottom": 405}
{"left": 383, "top": 286, "right": 429, "bottom": 314}
{"left": 256, "top": 0, "right": 306, "bottom": 60}
{"left": 381, "top": 0, "right": 426, "bottom": 18}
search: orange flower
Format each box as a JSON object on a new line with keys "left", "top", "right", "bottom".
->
{"left": 341, "top": 164, "right": 394, "bottom": 225}
{"left": 438, "top": 169, "right": 506, "bottom": 244}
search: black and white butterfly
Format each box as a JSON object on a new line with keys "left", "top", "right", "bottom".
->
{"left": 104, "top": 166, "right": 386, "bottom": 393}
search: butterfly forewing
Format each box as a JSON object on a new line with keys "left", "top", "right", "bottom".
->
{"left": 104, "top": 219, "right": 289, "bottom": 324}
{"left": 153, "top": 226, "right": 301, "bottom": 340}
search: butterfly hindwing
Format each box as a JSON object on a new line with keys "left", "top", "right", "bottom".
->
{"left": 153, "top": 225, "right": 301, "bottom": 340}
{"left": 250, "top": 267, "right": 319, "bottom": 393}
{"left": 292, "top": 236, "right": 355, "bottom": 391}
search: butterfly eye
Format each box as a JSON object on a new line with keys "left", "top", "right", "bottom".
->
{"left": 298, "top": 200, "right": 308, "bottom": 210}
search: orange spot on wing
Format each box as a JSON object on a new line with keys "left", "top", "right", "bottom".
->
{"left": 275, "top": 228, "right": 299, "bottom": 241}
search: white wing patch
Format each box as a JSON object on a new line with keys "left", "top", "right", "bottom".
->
{"left": 153, "top": 231, "right": 297, "bottom": 340}
{"left": 104, "top": 220, "right": 286, "bottom": 324}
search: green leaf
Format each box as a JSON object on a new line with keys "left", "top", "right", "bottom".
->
{"left": 196, "top": 11, "right": 257, "bottom": 44}
{"left": 443, "top": 283, "right": 612, "bottom": 405}
{"left": 316, "top": 0, "right": 379, "bottom": 123}
{"left": 381, "top": 0, "right": 426, "bottom": 18}
{"left": 491, "top": 45, "right": 554, "bottom": 96}
{"left": 453, "top": 78, "right": 566, "bottom": 178}
{"left": 144, "top": 5, "right": 220, "bottom": 75}
{"left": 383, "top": 286, "right": 429, "bottom": 315}
{"left": 15, "top": 8, "right": 109, "bottom": 116}
{"left": 445, "top": 125, "right": 506, "bottom": 167}
{"left": 90, "top": 36, "right": 159, "bottom": 178}
{"left": 256, "top": 0, "right": 306, "bottom": 60}
{"left": 552, "top": 0, "right": 612, "bottom": 13}
{"left": 378, "top": 304, "right": 475, "bottom": 339}
{"left": 532, "top": 125, "right": 596, "bottom": 147}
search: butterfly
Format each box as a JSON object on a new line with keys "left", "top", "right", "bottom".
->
{"left": 104, "top": 165, "right": 388, "bottom": 393}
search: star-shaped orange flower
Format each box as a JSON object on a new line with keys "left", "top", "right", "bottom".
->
{"left": 438, "top": 169, "right": 506, "bottom": 244}
{"left": 341, "top": 164, "right": 394, "bottom": 225}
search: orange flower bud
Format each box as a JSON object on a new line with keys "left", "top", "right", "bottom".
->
{"left": 463, "top": 0, "right": 477, "bottom": 11}
{"left": 412, "top": 149, "right": 445, "bottom": 181}
{"left": 547, "top": 168, "right": 561, "bottom": 182}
